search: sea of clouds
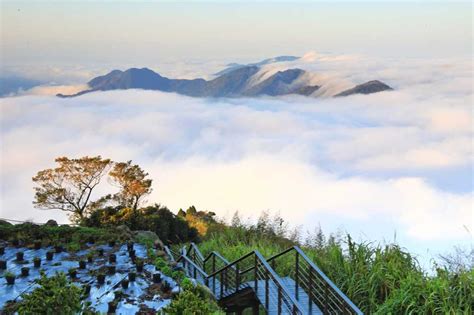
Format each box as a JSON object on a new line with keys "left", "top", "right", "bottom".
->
{"left": 1, "top": 52, "right": 472, "bottom": 265}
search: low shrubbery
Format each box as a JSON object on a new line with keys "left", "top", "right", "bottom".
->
{"left": 0, "top": 223, "right": 126, "bottom": 248}
{"left": 162, "top": 278, "right": 224, "bottom": 314}
{"left": 17, "top": 272, "right": 88, "bottom": 315}
{"left": 82, "top": 204, "right": 200, "bottom": 244}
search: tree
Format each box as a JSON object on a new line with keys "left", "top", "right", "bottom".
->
{"left": 109, "top": 160, "right": 152, "bottom": 212}
{"left": 32, "top": 156, "right": 112, "bottom": 223}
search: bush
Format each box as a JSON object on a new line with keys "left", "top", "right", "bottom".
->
{"left": 0, "top": 223, "right": 126, "bottom": 248}
{"left": 18, "top": 272, "right": 83, "bottom": 314}
{"left": 83, "top": 204, "right": 200, "bottom": 244}
{"left": 161, "top": 283, "right": 223, "bottom": 315}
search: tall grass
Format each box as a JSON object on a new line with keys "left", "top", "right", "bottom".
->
{"left": 196, "top": 213, "right": 473, "bottom": 314}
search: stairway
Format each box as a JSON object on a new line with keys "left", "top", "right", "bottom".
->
{"left": 164, "top": 244, "right": 363, "bottom": 315}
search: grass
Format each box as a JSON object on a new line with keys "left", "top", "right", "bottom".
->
{"left": 195, "top": 215, "right": 473, "bottom": 314}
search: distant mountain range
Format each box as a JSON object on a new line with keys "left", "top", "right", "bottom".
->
{"left": 58, "top": 57, "right": 392, "bottom": 98}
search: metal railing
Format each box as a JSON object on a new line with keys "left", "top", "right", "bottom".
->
{"left": 165, "top": 243, "right": 362, "bottom": 315}
{"left": 205, "top": 250, "right": 304, "bottom": 314}
{"left": 266, "top": 246, "right": 363, "bottom": 315}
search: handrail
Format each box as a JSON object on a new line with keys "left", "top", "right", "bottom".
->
{"left": 206, "top": 250, "right": 255, "bottom": 278}
{"left": 204, "top": 249, "right": 304, "bottom": 314}
{"left": 204, "top": 250, "right": 230, "bottom": 265}
{"left": 254, "top": 250, "right": 305, "bottom": 313}
{"left": 265, "top": 246, "right": 363, "bottom": 315}
{"left": 177, "top": 253, "right": 208, "bottom": 278}
{"left": 293, "top": 247, "right": 363, "bottom": 315}
{"left": 173, "top": 243, "right": 362, "bottom": 315}
{"left": 163, "top": 245, "right": 176, "bottom": 261}
{"left": 187, "top": 242, "right": 205, "bottom": 262}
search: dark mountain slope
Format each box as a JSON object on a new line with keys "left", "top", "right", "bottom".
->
{"left": 335, "top": 80, "right": 393, "bottom": 97}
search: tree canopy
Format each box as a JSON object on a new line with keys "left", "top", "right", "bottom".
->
{"left": 32, "top": 156, "right": 112, "bottom": 222}
{"left": 32, "top": 156, "right": 152, "bottom": 223}
{"left": 109, "top": 160, "right": 152, "bottom": 211}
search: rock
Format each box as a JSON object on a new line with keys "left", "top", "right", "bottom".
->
{"left": 44, "top": 219, "right": 58, "bottom": 227}
{"left": 155, "top": 250, "right": 166, "bottom": 257}
{"left": 133, "top": 230, "right": 163, "bottom": 249}
{"left": 154, "top": 239, "right": 164, "bottom": 250}
{"left": 116, "top": 225, "right": 133, "bottom": 238}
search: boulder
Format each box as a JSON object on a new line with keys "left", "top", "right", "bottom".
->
{"left": 133, "top": 230, "right": 164, "bottom": 249}
{"left": 116, "top": 225, "right": 133, "bottom": 239}
{"left": 44, "top": 219, "right": 58, "bottom": 227}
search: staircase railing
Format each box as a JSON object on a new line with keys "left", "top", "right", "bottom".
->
{"left": 206, "top": 250, "right": 305, "bottom": 314}
{"left": 177, "top": 253, "right": 208, "bottom": 285}
{"left": 182, "top": 243, "right": 205, "bottom": 269}
{"left": 164, "top": 243, "right": 362, "bottom": 315}
{"left": 266, "top": 246, "right": 363, "bottom": 315}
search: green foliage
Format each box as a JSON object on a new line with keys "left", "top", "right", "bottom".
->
{"left": 160, "top": 265, "right": 173, "bottom": 277}
{"left": 66, "top": 242, "right": 81, "bottom": 252}
{"left": 0, "top": 223, "right": 127, "bottom": 248}
{"left": 161, "top": 283, "right": 224, "bottom": 315}
{"left": 198, "top": 212, "right": 474, "bottom": 314}
{"left": 83, "top": 204, "right": 199, "bottom": 244}
{"left": 18, "top": 272, "right": 83, "bottom": 315}
{"left": 180, "top": 278, "right": 194, "bottom": 291}
{"left": 155, "top": 257, "right": 168, "bottom": 269}
{"left": 4, "top": 270, "right": 15, "bottom": 278}
{"left": 172, "top": 270, "right": 186, "bottom": 283}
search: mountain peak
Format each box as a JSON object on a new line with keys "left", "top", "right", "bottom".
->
{"left": 335, "top": 80, "right": 393, "bottom": 97}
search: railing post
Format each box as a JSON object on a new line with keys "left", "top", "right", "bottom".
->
{"left": 236, "top": 263, "right": 240, "bottom": 292}
{"left": 324, "top": 281, "right": 329, "bottom": 314}
{"left": 278, "top": 286, "right": 282, "bottom": 314}
{"left": 295, "top": 252, "right": 299, "bottom": 301}
{"left": 308, "top": 266, "right": 313, "bottom": 313}
{"left": 265, "top": 269, "right": 269, "bottom": 310}
{"left": 254, "top": 254, "right": 258, "bottom": 296}
{"left": 220, "top": 269, "right": 224, "bottom": 298}
{"left": 212, "top": 254, "right": 216, "bottom": 294}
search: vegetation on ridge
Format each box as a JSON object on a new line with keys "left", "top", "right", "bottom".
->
{"left": 195, "top": 211, "right": 474, "bottom": 314}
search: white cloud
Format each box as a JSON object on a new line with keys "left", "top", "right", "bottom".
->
{"left": 24, "top": 84, "right": 90, "bottom": 96}
{"left": 0, "top": 53, "right": 472, "bottom": 259}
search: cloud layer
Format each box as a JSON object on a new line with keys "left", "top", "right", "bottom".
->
{"left": 1, "top": 54, "right": 472, "bottom": 263}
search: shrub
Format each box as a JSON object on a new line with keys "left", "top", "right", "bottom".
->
{"left": 18, "top": 272, "right": 83, "bottom": 314}
{"left": 172, "top": 270, "right": 186, "bottom": 283}
{"left": 0, "top": 224, "right": 126, "bottom": 248}
{"left": 161, "top": 283, "right": 223, "bottom": 315}
{"left": 83, "top": 204, "right": 200, "bottom": 244}
{"left": 154, "top": 257, "right": 168, "bottom": 269}
{"left": 160, "top": 265, "right": 173, "bottom": 277}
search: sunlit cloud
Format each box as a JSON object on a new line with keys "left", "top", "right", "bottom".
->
{"left": 0, "top": 53, "right": 472, "bottom": 262}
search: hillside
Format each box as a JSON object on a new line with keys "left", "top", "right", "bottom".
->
{"left": 1, "top": 209, "right": 472, "bottom": 314}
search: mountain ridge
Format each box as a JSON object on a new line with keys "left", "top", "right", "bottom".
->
{"left": 58, "top": 65, "right": 392, "bottom": 98}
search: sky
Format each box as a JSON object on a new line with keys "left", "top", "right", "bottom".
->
{"left": 1, "top": 1, "right": 472, "bottom": 68}
{"left": 0, "top": 1, "right": 473, "bottom": 269}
